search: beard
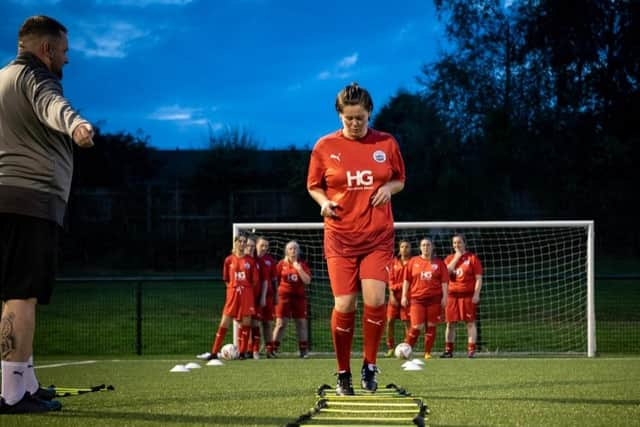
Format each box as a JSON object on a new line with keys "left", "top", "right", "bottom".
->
{"left": 51, "top": 62, "right": 63, "bottom": 79}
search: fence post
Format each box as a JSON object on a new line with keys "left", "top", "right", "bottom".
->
{"left": 136, "top": 281, "right": 142, "bottom": 355}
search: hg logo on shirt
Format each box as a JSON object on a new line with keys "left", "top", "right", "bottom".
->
{"left": 287, "top": 273, "right": 299, "bottom": 282}
{"left": 346, "top": 170, "right": 373, "bottom": 187}
{"left": 421, "top": 271, "right": 433, "bottom": 280}
{"left": 235, "top": 271, "right": 246, "bottom": 281}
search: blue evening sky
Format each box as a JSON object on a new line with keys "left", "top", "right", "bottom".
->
{"left": 1, "top": 0, "right": 445, "bottom": 150}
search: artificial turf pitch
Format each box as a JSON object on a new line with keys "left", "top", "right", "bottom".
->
{"left": 1, "top": 355, "right": 638, "bottom": 427}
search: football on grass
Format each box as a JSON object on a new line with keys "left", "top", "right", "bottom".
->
{"left": 220, "top": 343, "right": 239, "bottom": 360}
{"left": 394, "top": 342, "right": 412, "bottom": 360}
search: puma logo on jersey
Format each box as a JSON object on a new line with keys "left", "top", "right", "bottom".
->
{"left": 335, "top": 326, "right": 352, "bottom": 333}
{"left": 366, "top": 318, "right": 383, "bottom": 326}
{"left": 330, "top": 153, "right": 341, "bottom": 162}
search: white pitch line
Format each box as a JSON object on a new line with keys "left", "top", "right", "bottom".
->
{"left": 36, "top": 360, "right": 97, "bottom": 369}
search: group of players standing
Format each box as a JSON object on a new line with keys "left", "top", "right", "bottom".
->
{"left": 203, "top": 235, "right": 312, "bottom": 361}
{"left": 385, "top": 234, "right": 483, "bottom": 360}
{"left": 204, "top": 231, "right": 483, "bottom": 362}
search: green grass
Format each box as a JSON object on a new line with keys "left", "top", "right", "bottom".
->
{"left": 37, "top": 277, "right": 640, "bottom": 356}
{"left": 2, "top": 356, "right": 639, "bottom": 426}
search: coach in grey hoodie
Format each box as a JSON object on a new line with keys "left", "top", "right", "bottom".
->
{"left": 0, "top": 15, "right": 94, "bottom": 414}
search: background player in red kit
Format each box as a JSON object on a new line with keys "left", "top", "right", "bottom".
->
{"left": 205, "top": 235, "right": 258, "bottom": 360}
{"left": 255, "top": 236, "right": 278, "bottom": 358}
{"left": 401, "top": 238, "right": 448, "bottom": 359}
{"left": 272, "top": 240, "right": 312, "bottom": 358}
{"left": 244, "top": 236, "right": 267, "bottom": 359}
{"left": 307, "top": 83, "right": 406, "bottom": 395}
{"left": 385, "top": 239, "right": 412, "bottom": 357}
{"left": 442, "top": 234, "right": 483, "bottom": 358}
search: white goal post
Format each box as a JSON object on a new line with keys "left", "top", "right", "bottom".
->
{"left": 234, "top": 221, "right": 595, "bottom": 357}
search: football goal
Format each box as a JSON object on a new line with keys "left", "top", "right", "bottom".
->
{"left": 234, "top": 221, "right": 595, "bottom": 357}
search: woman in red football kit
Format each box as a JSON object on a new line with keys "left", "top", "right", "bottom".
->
{"left": 385, "top": 239, "right": 412, "bottom": 357}
{"left": 244, "top": 236, "right": 268, "bottom": 360}
{"left": 205, "top": 234, "right": 258, "bottom": 360}
{"left": 442, "top": 234, "right": 483, "bottom": 358}
{"left": 307, "top": 83, "right": 406, "bottom": 395}
{"left": 272, "top": 240, "right": 312, "bottom": 358}
{"left": 255, "top": 237, "right": 279, "bottom": 358}
{"left": 401, "top": 238, "right": 448, "bottom": 359}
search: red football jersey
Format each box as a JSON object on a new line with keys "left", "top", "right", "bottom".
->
{"left": 257, "top": 253, "right": 278, "bottom": 297}
{"left": 222, "top": 254, "right": 259, "bottom": 290}
{"left": 307, "top": 128, "right": 406, "bottom": 257}
{"left": 388, "top": 257, "right": 408, "bottom": 291}
{"left": 276, "top": 259, "right": 311, "bottom": 297}
{"left": 444, "top": 252, "right": 483, "bottom": 295}
{"left": 404, "top": 256, "right": 448, "bottom": 300}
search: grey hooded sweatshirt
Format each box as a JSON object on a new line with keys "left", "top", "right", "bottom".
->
{"left": 0, "top": 51, "right": 90, "bottom": 226}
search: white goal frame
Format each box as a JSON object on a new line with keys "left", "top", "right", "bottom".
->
{"left": 233, "top": 220, "right": 595, "bottom": 357}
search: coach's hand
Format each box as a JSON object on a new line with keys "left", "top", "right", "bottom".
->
{"left": 73, "top": 123, "right": 95, "bottom": 148}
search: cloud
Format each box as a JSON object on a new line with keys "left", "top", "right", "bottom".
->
{"left": 95, "top": 0, "right": 192, "bottom": 6}
{"left": 72, "top": 21, "right": 151, "bottom": 58}
{"left": 337, "top": 53, "right": 358, "bottom": 68}
{"left": 317, "top": 53, "right": 358, "bottom": 81}
{"left": 148, "top": 105, "right": 211, "bottom": 127}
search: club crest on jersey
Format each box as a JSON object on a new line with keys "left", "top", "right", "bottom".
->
{"left": 373, "top": 150, "right": 386, "bottom": 163}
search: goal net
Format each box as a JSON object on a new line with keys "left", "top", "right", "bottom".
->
{"left": 234, "top": 221, "right": 595, "bottom": 357}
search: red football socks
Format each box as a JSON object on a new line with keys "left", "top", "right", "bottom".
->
{"left": 211, "top": 326, "right": 228, "bottom": 354}
{"left": 407, "top": 327, "right": 421, "bottom": 347}
{"left": 362, "top": 304, "right": 386, "bottom": 364}
{"left": 331, "top": 309, "right": 355, "bottom": 372}
{"left": 425, "top": 326, "right": 436, "bottom": 353}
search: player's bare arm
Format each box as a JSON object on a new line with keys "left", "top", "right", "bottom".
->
{"left": 308, "top": 188, "right": 339, "bottom": 217}
{"left": 447, "top": 252, "right": 462, "bottom": 273}
{"left": 472, "top": 276, "right": 483, "bottom": 303}
{"left": 371, "top": 179, "right": 404, "bottom": 207}
{"left": 401, "top": 280, "right": 409, "bottom": 308}
{"left": 441, "top": 282, "right": 448, "bottom": 308}
{"left": 293, "top": 262, "right": 311, "bottom": 285}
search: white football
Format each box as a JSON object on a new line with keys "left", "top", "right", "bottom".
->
{"left": 220, "top": 343, "right": 239, "bottom": 360}
{"left": 394, "top": 342, "right": 412, "bottom": 360}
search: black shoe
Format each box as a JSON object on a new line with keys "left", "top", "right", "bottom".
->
{"left": 440, "top": 351, "right": 453, "bottom": 358}
{"left": 0, "top": 392, "right": 62, "bottom": 414}
{"left": 32, "top": 387, "right": 56, "bottom": 401}
{"left": 266, "top": 351, "right": 277, "bottom": 359}
{"left": 205, "top": 352, "right": 218, "bottom": 361}
{"left": 360, "top": 364, "right": 379, "bottom": 393}
{"left": 335, "top": 372, "right": 354, "bottom": 396}
{"left": 299, "top": 350, "right": 309, "bottom": 359}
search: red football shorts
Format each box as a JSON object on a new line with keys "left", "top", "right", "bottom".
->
{"left": 386, "top": 288, "right": 409, "bottom": 321}
{"left": 445, "top": 294, "right": 477, "bottom": 322}
{"left": 222, "top": 286, "right": 255, "bottom": 321}
{"left": 326, "top": 250, "right": 393, "bottom": 297}
{"left": 256, "top": 295, "right": 275, "bottom": 322}
{"left": 275, "top": 293, "right": 307, "bottom": 319}
{"left": 410, "top": 296, "right": 443, "bottom": 326}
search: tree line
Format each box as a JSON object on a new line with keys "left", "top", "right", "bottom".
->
{"left": 69, "top": 0, "right": 638, "bottom": 272}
